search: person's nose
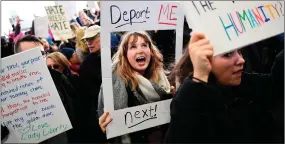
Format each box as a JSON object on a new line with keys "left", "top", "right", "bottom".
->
{"left": 87, "top": 41, "right": 92, "bottom": 46}
{"left": 235, "top": 51, "right": 245, "bottom": 66}
{"left": 137, "top": 46, "right": 144, "bottom": 54}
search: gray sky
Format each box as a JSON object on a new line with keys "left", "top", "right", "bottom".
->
{"left": 1, "top": 1, "right": 89, "bottom": 36}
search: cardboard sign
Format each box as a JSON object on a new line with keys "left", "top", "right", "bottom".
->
{"left": 182, "top": 1, "right": 284, "bottom": 56}
{"left": 101, "top": 1, "right": 184, "bottom": 139}
{"left": 55, "top": 1, "right": 77, "bottom": 21}
{"left": 34, "top": 16, "right": 49, "bottom": 38}
{"left": 1, "top": 48, "right": 72, "bottom": 143}
{"left": 8, "top": 11, "right": 31, "bottom": 31}
{"left": 87, "top": 1, "right": 100, "bottom": 11}
{"left": 45, "top": 5, "right": 73, "bottom": 41}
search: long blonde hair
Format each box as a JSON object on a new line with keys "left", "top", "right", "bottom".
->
{"left": 47, "top": 52, "right": 70, "bottom": 70}
{"left": 112, "top": 31, "right": 163, "bottom": 91}
{"left": 70, "top": 22, "right": 81, "bottom": 36}
{"left": 75, "top": 27, "right": 89, "bottom": 53}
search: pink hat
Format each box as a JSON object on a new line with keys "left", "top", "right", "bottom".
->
{"left": 9, "top": 32, "right": 15, "bottom": 39}
{"left": 13, "top": 32, "right": 24, "bottom": 43}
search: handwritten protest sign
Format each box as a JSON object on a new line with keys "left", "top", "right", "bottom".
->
{"left": 34, "top": 16, "right": 49, "bottom": 38}
{"left": 182, "top": 1, "right": 284, "bottom": 56}
{"left": 1, "top": 48, "right": 72, "bottom": 143}
{"left": 45, "top": 5, "right": 73, "bottom": 41}
{"left": 101, "top": 1, "right": 184, "bottom": 139}
{"left": 87, "top": 1, "right": 100, "bottom": 11}
{"left": 8, "top": 11, "right": 31, "bottom": 31}
{"left": 55, "top": 1, "right": 77, "bottom": 21}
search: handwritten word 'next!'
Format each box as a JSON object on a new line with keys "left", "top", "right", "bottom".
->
{"left": 125, "top": 104, "right": 158, "bottom": 128}
{"left": 110, "top": 5, "right": 150, "bottom": 28}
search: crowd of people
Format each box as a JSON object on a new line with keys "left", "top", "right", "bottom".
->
{"left": 1, "top": 5, "right": 284, "bottom": 144}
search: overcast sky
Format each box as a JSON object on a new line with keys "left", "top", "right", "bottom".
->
{"left": 1, "top": 1, "right": 88, "bottom": 36}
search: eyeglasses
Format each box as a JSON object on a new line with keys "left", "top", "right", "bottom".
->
{"left": 85, "top": 36, "right": 97, "bottom": 42}
{"left": 85, "top": 34, "right": 100, "bottom": 42}
{"left": 47, "top": 64, "right": 60, "bottom": 70}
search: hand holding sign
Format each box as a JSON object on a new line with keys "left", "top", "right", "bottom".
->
{"left": 100, "top": 1, "right": 184, "bottom": 139}
{"left": 182, "top": 1, "right": 284, "bottom": 56}
{"left": 188, "top": 33, "right": 214, "bottom": 83}
{"left": 99, "top": 112, "right": 113, "bottom": 133}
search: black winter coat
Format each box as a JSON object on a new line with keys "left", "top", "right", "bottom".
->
{"left": 78, "top": 51, "right": 106, "bottom": 143}
{"left": 166, "top": 50, "right": 284, "bottom": 143}
{"left": 48, "top": 68, "right": 77, "bottom": 143}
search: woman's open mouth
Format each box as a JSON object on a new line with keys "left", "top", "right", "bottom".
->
{"left": 136, "top": 56, "right": 146, "bottom": 66}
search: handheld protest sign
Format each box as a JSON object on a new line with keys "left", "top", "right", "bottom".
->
{"left": 45, "top": 5, "right": 73, "bottom": 41}
{"left": 55, "top": 1, "right": 77, "bottom": 21}
{"left": 182, "top": 1, "right": 284, "bottom": 56}
{"left": 34, "top": 16, "right": 49, "bottom": 38}
{"left": 101, "top": 1, "right": 184, "bottom": 139}
{"left": 1, "top": 48, "right": 72, "bottom": 143}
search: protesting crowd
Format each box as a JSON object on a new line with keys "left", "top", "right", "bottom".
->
{"left": 1, "top": 1, "right": 284, "bottom": 144}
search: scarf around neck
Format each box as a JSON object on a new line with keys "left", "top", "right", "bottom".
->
{"left": 135, "top": 70, "right": 171, "bottom": 103}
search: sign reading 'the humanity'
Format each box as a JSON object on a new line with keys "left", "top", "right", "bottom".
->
{"left": 182, "top": 1, "right": 284, "bottom": 56}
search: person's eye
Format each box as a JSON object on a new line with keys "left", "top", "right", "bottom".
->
{"left": 142, "top": 44, "right": 147, "bottom": 47}
{"left": 130, "top": 45, "right": 136, "bottom": 49}
{"left": 222, "top": 52, "right": 233, "bottom": 58}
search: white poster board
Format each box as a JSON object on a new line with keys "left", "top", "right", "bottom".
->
{"left": 55, "top": 1, "right": 77, "bottom": 21}
{"left": 101, "top": 1, "right": 184, "bottom": 139}
{"left": 34, "top": 16, "right": 49, "bottom": 38}
{"left": 45, "top": 5, "right": 73, "bottom": 41}
{"left": 87, "top": 1, "right": 100, "bottom": 11}
{"left": 1, "top": 48, "right": 72, "bottom": 143}
{"left": 182, "top": 1, "right": 284, "bottom": 56}
{"left": 8, "top": 11, "right": 32, "bottom": 31}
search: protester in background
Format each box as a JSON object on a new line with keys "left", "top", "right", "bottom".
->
{"left": 30, "top": 20, "right": 35, "bottom": 35}
{"left": 60, "top": 48, "right": 81, "bottom": 76}
{"left": 58, "top": 37, "right": 76, "bottom": 50}
{"left": 110, "top": 33, "right": 121, "bottom": 57}
{"left": 98, "top": 31, "right": 173, "bottom": 143}
{"left": 81, "top": 25, "right": 101, "bottom": 54}
{"left": 78, "top": 25, "right": 106, "bottom": 143}
{"left": 46, "top": 51, "right": 80, "bottom": 94}
{"left": 75, "top": 27, "right": 89, "bottom": 62}
{"left": 39, "top": 37, "right": 58, "bottom": 54}
{"left": 1, "top": 125, "right": 9, "bottom": 143}
{"left": 243, "top": 35, "right": 284, "bottom": 74}
{"left": 46, "top": 52, "right": 71, "bottom": 73}
{"left": 13, "top": 35, "right": 78, "bottom": 143}
{"left": 56, "top": 21, "right": 80, "bottom": 50}
{"left": 14, "top": 16, "right": 22, "bottom": 39}
{"left": 70, "top": 20, "right": 81, "bottom": 37}
{"left": 166, "top": 33, "right": 284, "bottom": 143}
{"left": 78, "top": 11, "right": 94, "bottom": 27}
{"left": 1, "top": 36, "right": 14, "bottom": 58}
{"left": 76, "top": 15, "right": 84, "bottom": 27}
{"left": 149, "top": 29, "right": 176, "bottom": 70}
{"left": 94, "top": 10, "right": 100, "bottom": 26}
